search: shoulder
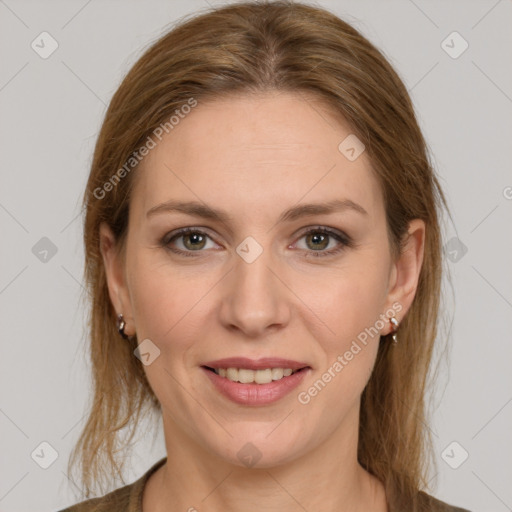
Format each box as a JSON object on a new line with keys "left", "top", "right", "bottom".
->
{"left": 56, "top": 457, "right": 167, "bottom": 512}
{"left": 56, "top": 484, "right": 132, "bottom": 512}
{"left": 417, "top": 490, "right": 472, "bottom": 512}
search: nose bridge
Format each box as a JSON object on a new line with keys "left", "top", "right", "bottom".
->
{"left": 220, "top": 238, "right": 290, "bottom": 336}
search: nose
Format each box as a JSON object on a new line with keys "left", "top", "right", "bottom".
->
{"left": 218, "top": 245, "right": 291, "bottom": 338}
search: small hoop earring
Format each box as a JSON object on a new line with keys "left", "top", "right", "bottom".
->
{"left": 389, "top": 317, "right": 399, "bottom": 344}
{"left": 117, "top": 313, "right": 130, "bottom": 340}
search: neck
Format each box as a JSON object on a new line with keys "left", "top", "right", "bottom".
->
{"left": 143, "top": 407, "right": 387, "bottom": 512}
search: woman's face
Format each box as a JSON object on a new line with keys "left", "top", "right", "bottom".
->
{"left": 101, "top": 91, "right": 424, "bottom": 469}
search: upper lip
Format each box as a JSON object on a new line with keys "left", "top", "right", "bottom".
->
{"left": 202, "top": 357, "right": 310, "bottom": 371}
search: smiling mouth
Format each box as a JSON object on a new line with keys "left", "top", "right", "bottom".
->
{"left": 202, "top": 366, "right": 308, "bottom": 384}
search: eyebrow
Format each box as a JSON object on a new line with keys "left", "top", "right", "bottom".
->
{"left": 146, "top": 198, "right": 368, "bottom": 224}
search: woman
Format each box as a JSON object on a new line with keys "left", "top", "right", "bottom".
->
{"left": 59, "top": 1, "right": 472, "bottom": 511}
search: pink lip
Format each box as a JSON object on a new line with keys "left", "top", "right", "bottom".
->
{"left": 201, "top": 366, "right": 311, "bottom": 406}
{"left": 201, "top": 357, "right": 310, "bottom": 371}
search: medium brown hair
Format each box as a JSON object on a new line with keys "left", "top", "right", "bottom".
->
{"left": 70, "top": 1, "right": 452, "bottom": 509}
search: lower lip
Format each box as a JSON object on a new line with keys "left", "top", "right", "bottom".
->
{"left": 202, "top": 367, "right": 310, "bottom": 406}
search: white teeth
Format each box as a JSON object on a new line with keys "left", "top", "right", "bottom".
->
{"left": 271, "top": 368, "right": 284, "bottom": 380}
{"left": 226, "top": 368, "right": 238, "bottom": 381}
{"left": 238, "top": 369, "right": 255, "bottom": 383}
{"left": 255, "top": 369, "right": 272, "bottom": 384}
{"left": 213, "top": 367, "right": 299, "bottom": 384}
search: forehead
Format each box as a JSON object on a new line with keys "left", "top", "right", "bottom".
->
{"left": 132, "top": 91, "right": 383, "bottom": 225}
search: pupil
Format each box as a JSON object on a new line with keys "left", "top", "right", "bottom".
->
{"left": 185, "top": 233, "right": 205, "bottom": 250}
{"left": 308, "top": 233, "right": 328, "bottom": 250}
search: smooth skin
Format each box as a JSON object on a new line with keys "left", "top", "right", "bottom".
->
{"left": 100, "top": 91, "right": 425, "bottom": 512}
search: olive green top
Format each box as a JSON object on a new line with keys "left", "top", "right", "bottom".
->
{"left": 58, "top": 457, "right": 472, "bottom": 512}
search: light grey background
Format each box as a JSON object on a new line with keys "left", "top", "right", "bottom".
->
{"left": 1, "top": 1, "right": 511, "bottom": 511}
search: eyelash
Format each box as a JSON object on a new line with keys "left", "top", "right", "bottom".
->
{"left": 160, "top": 226, "right": 353, "bottom": 258}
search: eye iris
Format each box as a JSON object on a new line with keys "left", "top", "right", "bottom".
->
{"left": 306, "top": 232, "right": 328, "bottom": 250}
{"left": 183, "top": 232, "right": 206, "bottom": 250}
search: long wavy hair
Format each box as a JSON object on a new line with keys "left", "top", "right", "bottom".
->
{"left": 69, "top": 1, "right": 453, "bottom": 509}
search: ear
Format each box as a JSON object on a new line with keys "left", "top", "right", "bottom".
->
{"left": 383, "top": 218, "right": 425, "bottom": 334}
{"left": 99, "top": 222, "right": 135, "bottom": 337}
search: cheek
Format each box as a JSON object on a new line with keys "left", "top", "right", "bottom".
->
{"left": 296, "top": 260, "right": 389, "bottom": 395}
{"left": 127, "top": 254, "right": 218, "bottom": 351}
{"left": 307, "top": 264, "right": 388, "bottom": 343}
{"left": 129, "top": 269, "right": 177, "bottom": 338}
{"left": 126, "top": 257, "right": 214, "bottom": 407}
{"left": 298, "top": 274, "right": 386, "bottom": 414}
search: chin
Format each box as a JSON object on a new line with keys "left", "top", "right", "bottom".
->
{"left": 202, "top": 425, "right": 312, "bottom": 470}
